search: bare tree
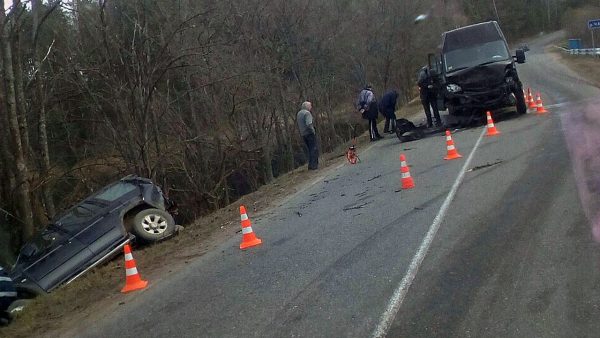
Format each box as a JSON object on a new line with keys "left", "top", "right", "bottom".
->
{"left": 0, "top": 0, "right": 35, "bottom": 240}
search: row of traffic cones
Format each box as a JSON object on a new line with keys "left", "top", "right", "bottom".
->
{"left": 400, "top": 110, "right": 501, "bottom": 190}
{"left": 119, "top": 205, "right": 264, "bottom": 294}
{"left": 524, "top": 88, "right": 548, "bottom": 114}
{"left": 402, "top": 85, "right": 550, "bottom": 189}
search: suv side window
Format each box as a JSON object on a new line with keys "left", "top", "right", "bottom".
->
{"left": 56, "top": 201, "right": 106, "bottom": 233}
{"left": 94, "top": 182, "right": 138, "bottom": 202}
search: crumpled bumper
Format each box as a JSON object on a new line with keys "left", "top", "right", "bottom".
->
{"left": 446, "top": 84, "right": 513, "bottom": 111}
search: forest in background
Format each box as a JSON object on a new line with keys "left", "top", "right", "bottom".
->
{"left": 0, "top": 0, "right": 592, "bottom": 264}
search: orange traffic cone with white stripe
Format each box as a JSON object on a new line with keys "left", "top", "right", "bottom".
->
{"left": 400, "top": 154, "right": 415, "bottom": 189}
{"left": 239, "top": 205, "right": 262, "bottom": 250}
{"left": 485, "top": 111, "right": 501, "bottom": 136}
{"left": 527, "top": 88, "right": 536, "bottom": 109}
{"left": 121, "top": 244, "right": 148, "bottom": 293}
{"left": 535, "top": 93, "right": 548, "bottom": 114}
{"left": 444, "top": 130, "right": 462, "bottom": 160}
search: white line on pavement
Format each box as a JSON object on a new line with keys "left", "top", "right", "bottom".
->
{"left": 372, "top": 127, "right": 487, "bottom": 338}
{"left": 544, "top": 102, "right": 568, "bottom": 109}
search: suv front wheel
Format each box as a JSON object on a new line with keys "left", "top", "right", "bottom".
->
{"left": 132, "top": 208, "right": 176, "bottom": 242}
{"left": 512, "top": 84, "right": 527, "bottom": 115}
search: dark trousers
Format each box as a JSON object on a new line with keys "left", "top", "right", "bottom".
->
{"left": 1, "top": 298, "right": 14, "bottom": 316}
{"left": 368, "top": 118, "right": 381, "bottom": 140}
{"left": 420, "top": 91, "right": 441, "bottom": 127}
{"left": 303, "top": 133, "right": 319, "bottom": 170}
{"left": 0, "top": 311, "right": 10, "bottom": 326}
{"left": 384, "top": 112, "right": 397, "bottom": 133}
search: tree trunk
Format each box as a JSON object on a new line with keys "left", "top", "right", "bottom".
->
{"left": 0, "top": 90, "right": 17, "bottom": 202}
{"left": 0, "top": 4, "right": 35, "bottom": 240}
{"left": 261, "top": 137, "right": 274, "bottom": 184}
{"left": 32, "top": 0, "right": 56, "bottom": 219}
{"left": 12, "top": 23, "right": 32, "bottom": 164}
{"left": 277, "top": 77, "right": 294, "bottom": 171}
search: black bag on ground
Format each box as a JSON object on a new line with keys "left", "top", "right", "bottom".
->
{"left": 395, "top": 118, "right": 425, "bottom": 142}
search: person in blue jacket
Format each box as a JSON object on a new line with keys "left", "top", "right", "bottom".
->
{"left": 356, "top": 84, "right": 383, "bottom": 141}
{"left": 379, "top": 90, "right": 399, "bottom": 133}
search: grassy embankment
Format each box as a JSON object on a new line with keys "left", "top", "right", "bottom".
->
{"left": 553, "top": 50, "right": 600, "bottom": 87}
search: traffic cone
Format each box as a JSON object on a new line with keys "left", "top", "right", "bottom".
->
{"left": 527, "top": 88, "right": 536, "bottom": 109}
{"left": 239, "top": 205, "right": 262, "bottom": 250}
{"left": 444, "top": 130, "right": 463, "bottom": 160}
{"left": 485, "top": 111, "right": 501, "bottom": 136}
{"left": 121, "top": 244, "right": 148, "bottom": 293}
{"left": 535, "top": 93, "right": 548, "bottom": 114}
{"left": 346, "top": 138, "right": 359, "bottom": 164}
{"left": 400, "top": 154, "right": 415, "bottom": 189}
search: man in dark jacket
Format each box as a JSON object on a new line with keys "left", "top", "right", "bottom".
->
{"left": 356, "top": 85, "right": 383, "bottom": 141}
{"left": 379, "top": 90, "right": 399, "bottom": 133}
{"left": 0, "top": 265, "right": 17, "bottom": 325}
{"left": 418, "top": 66, "right": 442, "bottom": 128}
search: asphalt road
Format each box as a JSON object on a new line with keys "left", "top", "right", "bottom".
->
{"left": 77, "top": 31, "right": 600, "bottom": 338}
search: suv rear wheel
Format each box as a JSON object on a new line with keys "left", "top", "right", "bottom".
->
{"left": 132, "top": 208, "right": 175, "bottom": 242}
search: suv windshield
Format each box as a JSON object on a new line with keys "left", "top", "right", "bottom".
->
{"left": 444, "top": 40, "right": 510, "bottom": 73}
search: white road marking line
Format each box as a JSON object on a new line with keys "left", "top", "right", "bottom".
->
{"left": 544, "top": 102, "right": 568, "bottom": 108}
{"left": 372, "top": 127, "right": 487, "bottom": 338}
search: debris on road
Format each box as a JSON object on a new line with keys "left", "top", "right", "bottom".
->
{"left": 343, "top": 202, "right": 372, "bottom": 211}
{"left": 367, "top": 175, "right": 382, "bottom": 182}
{"left": 467, "top": 161, "right": 503, "bottom": 172}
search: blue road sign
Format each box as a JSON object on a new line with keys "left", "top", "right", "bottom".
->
{"left": 589, "top": 19, "right": 600, "bottom": 29}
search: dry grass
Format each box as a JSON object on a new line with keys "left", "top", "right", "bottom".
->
{"left": 396, "top": 97, "right": 424, "bottom": 121}
{"left": 551, "top": 50, "right": 600, "bottom": 88}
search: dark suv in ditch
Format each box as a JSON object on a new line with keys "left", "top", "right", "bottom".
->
{"left": 9, "top": 175, "right": 178, "bottom": 298}
{"left": 429, "top": 21, "right": 527, "bottom": 124}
